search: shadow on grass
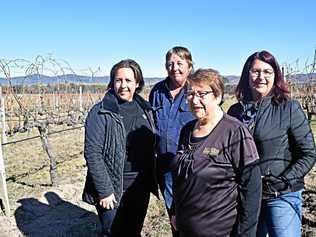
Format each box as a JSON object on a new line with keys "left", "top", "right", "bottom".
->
{"left": 14, "top": 191, "right": 101, "bottom": 237}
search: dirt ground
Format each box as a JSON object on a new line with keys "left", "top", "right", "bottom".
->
{"left": 0, "top": 125, "right": 315, "bottom": 237}
{"left": 0, "top": 126, "right": 171, "bottom": 237}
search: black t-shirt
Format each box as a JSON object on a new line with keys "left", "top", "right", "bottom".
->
{"left": 118, "top": 99, "right": 155, "bottom": 174}
{"left": 172, "top": 113, "right": 260, "bottom": 237}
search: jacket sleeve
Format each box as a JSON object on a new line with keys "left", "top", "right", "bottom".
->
{"left": 282, "top": 100, "right": 316, "bottom": 183}
{"left": 227, "top": 103, "right": 243, "bottom": 121}
{"left": 237, "top": 162, "right": 262, "bottom": 237}
{"left": 84, "top": 106, "right": 114, "bottom": 200}
{"left": 233, "top": 126, "right": 262, "bottom": 237}
{"left": 170, "top": 123, "right": 192, "bottom": 216}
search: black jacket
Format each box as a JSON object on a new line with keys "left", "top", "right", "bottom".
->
{"left": 228, "top": 97, "right": 316, "bottom": 198}
{"left": 82, "top": 90, "right": 158, "bottom": 206}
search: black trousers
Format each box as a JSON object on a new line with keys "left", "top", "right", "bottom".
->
{"left": 97, "top": 175, "right": 150, "bottom": 237}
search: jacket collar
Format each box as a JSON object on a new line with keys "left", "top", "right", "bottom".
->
{"left": 179, "top": 92, "right": 189, "bottom": 111}
{"left": 243, "top": 96, "right": 273, "bottom": 106}
{"left": 163, "top": 77, "right": 189, "bottom": 111}
{"left": 100, "top": 89, "right": 120, "bottom": 114}
{"left": 134, "top": 93, "right": 152, "bottom": 111}
{"left": 257, "top": 96, "right": 274, "bottom": 110}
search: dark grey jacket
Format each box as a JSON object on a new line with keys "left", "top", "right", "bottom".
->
{"left": 82, "top": 90, "right": 159, "bottom": 206}
{"left": 228, "top": 97, "right": 316, "bottom": 198}
{"left": 82, "top": 91, "right": 126, "bottom": 205}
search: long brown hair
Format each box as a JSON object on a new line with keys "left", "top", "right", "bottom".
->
{"left": 236, "top": 50, "right": 290, "bottom": 103}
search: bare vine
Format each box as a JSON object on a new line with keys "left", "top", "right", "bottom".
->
{"left": 0, "top": 55, "right": 103, "bottom": 186}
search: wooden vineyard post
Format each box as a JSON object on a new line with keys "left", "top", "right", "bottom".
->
{"left": 0, "top": 87, "right": 7, "bottom": 143}
{"left": 0, "top": 133, "right": 10, "bottom": 216}
{"left": 79, "top": 86, "right": 83, "bottom": 111}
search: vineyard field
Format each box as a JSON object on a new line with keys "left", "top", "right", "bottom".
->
{"left": 0, "top": 94, "right": 315, "bottom": 236}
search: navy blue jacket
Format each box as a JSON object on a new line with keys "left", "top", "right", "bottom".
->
{"left": 82, "top": 90, "right": 158, "bottom": 206}
{"left": 149, "top": 78, "right": 195, "bottom": 172}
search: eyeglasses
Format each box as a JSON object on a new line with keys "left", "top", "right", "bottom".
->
{"left": 187, "top": 90, "right": 213, "bottom": 99}
{"left": 249, "top": 69, "right": 274, "bottom": 77}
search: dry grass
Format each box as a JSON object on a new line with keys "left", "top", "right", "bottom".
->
{"left": 3, "top": 125, "right": 85, "bottom": 209}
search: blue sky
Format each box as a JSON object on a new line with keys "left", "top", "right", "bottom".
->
{"left": 1, "top": 0, "right": 316, "bottom": 77}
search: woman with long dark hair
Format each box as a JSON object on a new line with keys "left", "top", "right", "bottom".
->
{"left": 228, "top": 50, "right": 316, "bottom": 237}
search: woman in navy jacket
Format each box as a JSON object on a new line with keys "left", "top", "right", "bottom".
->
{"left": 83, "top": 59, "right": 158, "bottom": 237}
{"left": 149, "top": 46, "right": 195, "bottom": 236}
{"left": 228, "top": 50, "right": 316, "bottom": 237}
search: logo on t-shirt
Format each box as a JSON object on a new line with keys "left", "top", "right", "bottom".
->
{"left": 203, "top": 147, "right": 220, "bottom": 156}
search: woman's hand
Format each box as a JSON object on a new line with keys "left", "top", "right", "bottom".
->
{"left": 99, "top": 193, "right": 117, "bottom": 209}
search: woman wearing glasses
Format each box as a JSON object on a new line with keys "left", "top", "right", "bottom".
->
{"left": 172, "top": 69, "right": 262, "bottom": 237}
{"left": 228, "top": 50, "right": 316, "bottom": 237}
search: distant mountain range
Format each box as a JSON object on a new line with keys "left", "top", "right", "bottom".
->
{"left": 0, "top": 73, "right": 315, "bottom": 86}
{"left": 224, "top": 73, "right": 316, "bottom": 85}
{"left": 287, "top": 73, "right": 316, "bottom": 83}
{"left": 223, "top": 75, "right": 240, "bottom": 85}
{"left": 0, "top": 74, "right": 109, "bottom": 86}
{"left": 0, "top": 74, "right": 164, "bottom": 86}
